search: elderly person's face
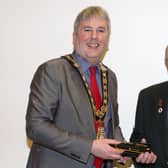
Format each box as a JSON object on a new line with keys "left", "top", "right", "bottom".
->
{"left": 73, "top": 17, "right": 109, "bottom": 64}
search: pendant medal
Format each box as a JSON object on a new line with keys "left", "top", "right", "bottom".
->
{"left": 96, "top": 120, "right": 105, "bottom": 139}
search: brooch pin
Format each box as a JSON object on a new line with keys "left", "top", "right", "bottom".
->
{"left": 158, "top": 98, "right": 163, "bottom": 113}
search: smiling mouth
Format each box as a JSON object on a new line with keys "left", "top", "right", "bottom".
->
{"left": 87, "top": 43, "right": 99, "bottom": 48}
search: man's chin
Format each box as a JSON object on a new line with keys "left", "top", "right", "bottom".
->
{"left": 86, "top": 56, "right": 101, "bottom": 64}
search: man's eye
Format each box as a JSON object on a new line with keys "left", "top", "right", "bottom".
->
{"left": 97, "top": 29, "right": 105, "bottom": 33}
{"left": 84, "top": 28, "right": 92, "bottom": 31}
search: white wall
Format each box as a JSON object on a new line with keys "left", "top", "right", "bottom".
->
{"left": 0, "top": 0, "right": 168, "bottom": 167}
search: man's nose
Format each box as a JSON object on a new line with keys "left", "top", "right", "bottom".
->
{"left": 91, "top": 30, "right": 97, "bottom": 39}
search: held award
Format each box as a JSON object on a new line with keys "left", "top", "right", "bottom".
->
{"left": 111, "top": 142, "right": 151, "bottom": 158}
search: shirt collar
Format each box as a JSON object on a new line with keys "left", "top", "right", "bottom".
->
{"left": 72, "top": 51, "right": 100, "bottom": 73}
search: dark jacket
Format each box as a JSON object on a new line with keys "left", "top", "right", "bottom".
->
{"left": 130, "top": 81, "right": 168, "bottom": 168}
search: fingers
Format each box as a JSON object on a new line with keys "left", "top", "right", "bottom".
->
{"left": 136, "top": 152, "right": 157, "bottom": 164}
{"left": 91, "top": 138, "right": 157, "bottom": 165}
{"left": 103, "top": 138, "right": 124, "bottom": 154}
{"left": 91, "top": 139, "right": 124, "bottom": 160}
{"left": 137, "top": 138, "right": 157, "bottom": 164}
{"left": 103, "top": 138, "right": 122, "bottom": 145}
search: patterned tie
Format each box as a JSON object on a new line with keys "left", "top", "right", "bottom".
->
{"left": 89, "top": 66, "right": 103, "bottom": 168}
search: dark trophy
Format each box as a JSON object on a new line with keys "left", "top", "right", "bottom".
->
{"left": 111, "top": 142, "right": 151, "bottom": 158}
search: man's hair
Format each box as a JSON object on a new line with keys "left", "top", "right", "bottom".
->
{"left": 165, "top": 45, "right": 168, "bottom": 69}
{"left": 73, "top": 6, "right": 111, "bottom": 35}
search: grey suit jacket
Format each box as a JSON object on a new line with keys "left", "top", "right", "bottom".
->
{"left": 26, "top": 55, "right": 124, "bottom": 168}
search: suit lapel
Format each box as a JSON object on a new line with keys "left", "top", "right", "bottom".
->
{"left": 107, "top": 70, "right": 118, "bottom": 137}
{"left": 68, "top": 65, "right": 96, "bottom": 138}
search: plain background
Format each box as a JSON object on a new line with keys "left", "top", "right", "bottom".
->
{"left": 0, "top": 0, "right": 168, "bottom": 167}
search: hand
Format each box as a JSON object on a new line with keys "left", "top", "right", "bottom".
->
{"left": 135, "top": 138, "right": 157, "bottom": 164}
{"left": 91, "top": 138, "right": 124, "bottom": 160}
{"left": 136, "top": 151, "right": 157, "bottom": 164}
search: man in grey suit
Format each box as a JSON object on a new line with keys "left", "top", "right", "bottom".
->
{"left": 26, "top": 6, "right": 155, "bottom": 168}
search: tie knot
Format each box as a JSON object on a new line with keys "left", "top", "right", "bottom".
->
{"left": 89, "top": 66, "right": 97, "bottom": 75}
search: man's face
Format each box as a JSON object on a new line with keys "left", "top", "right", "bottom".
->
{"left": 73, "top": 17, "right": 109, "bottom": 64}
